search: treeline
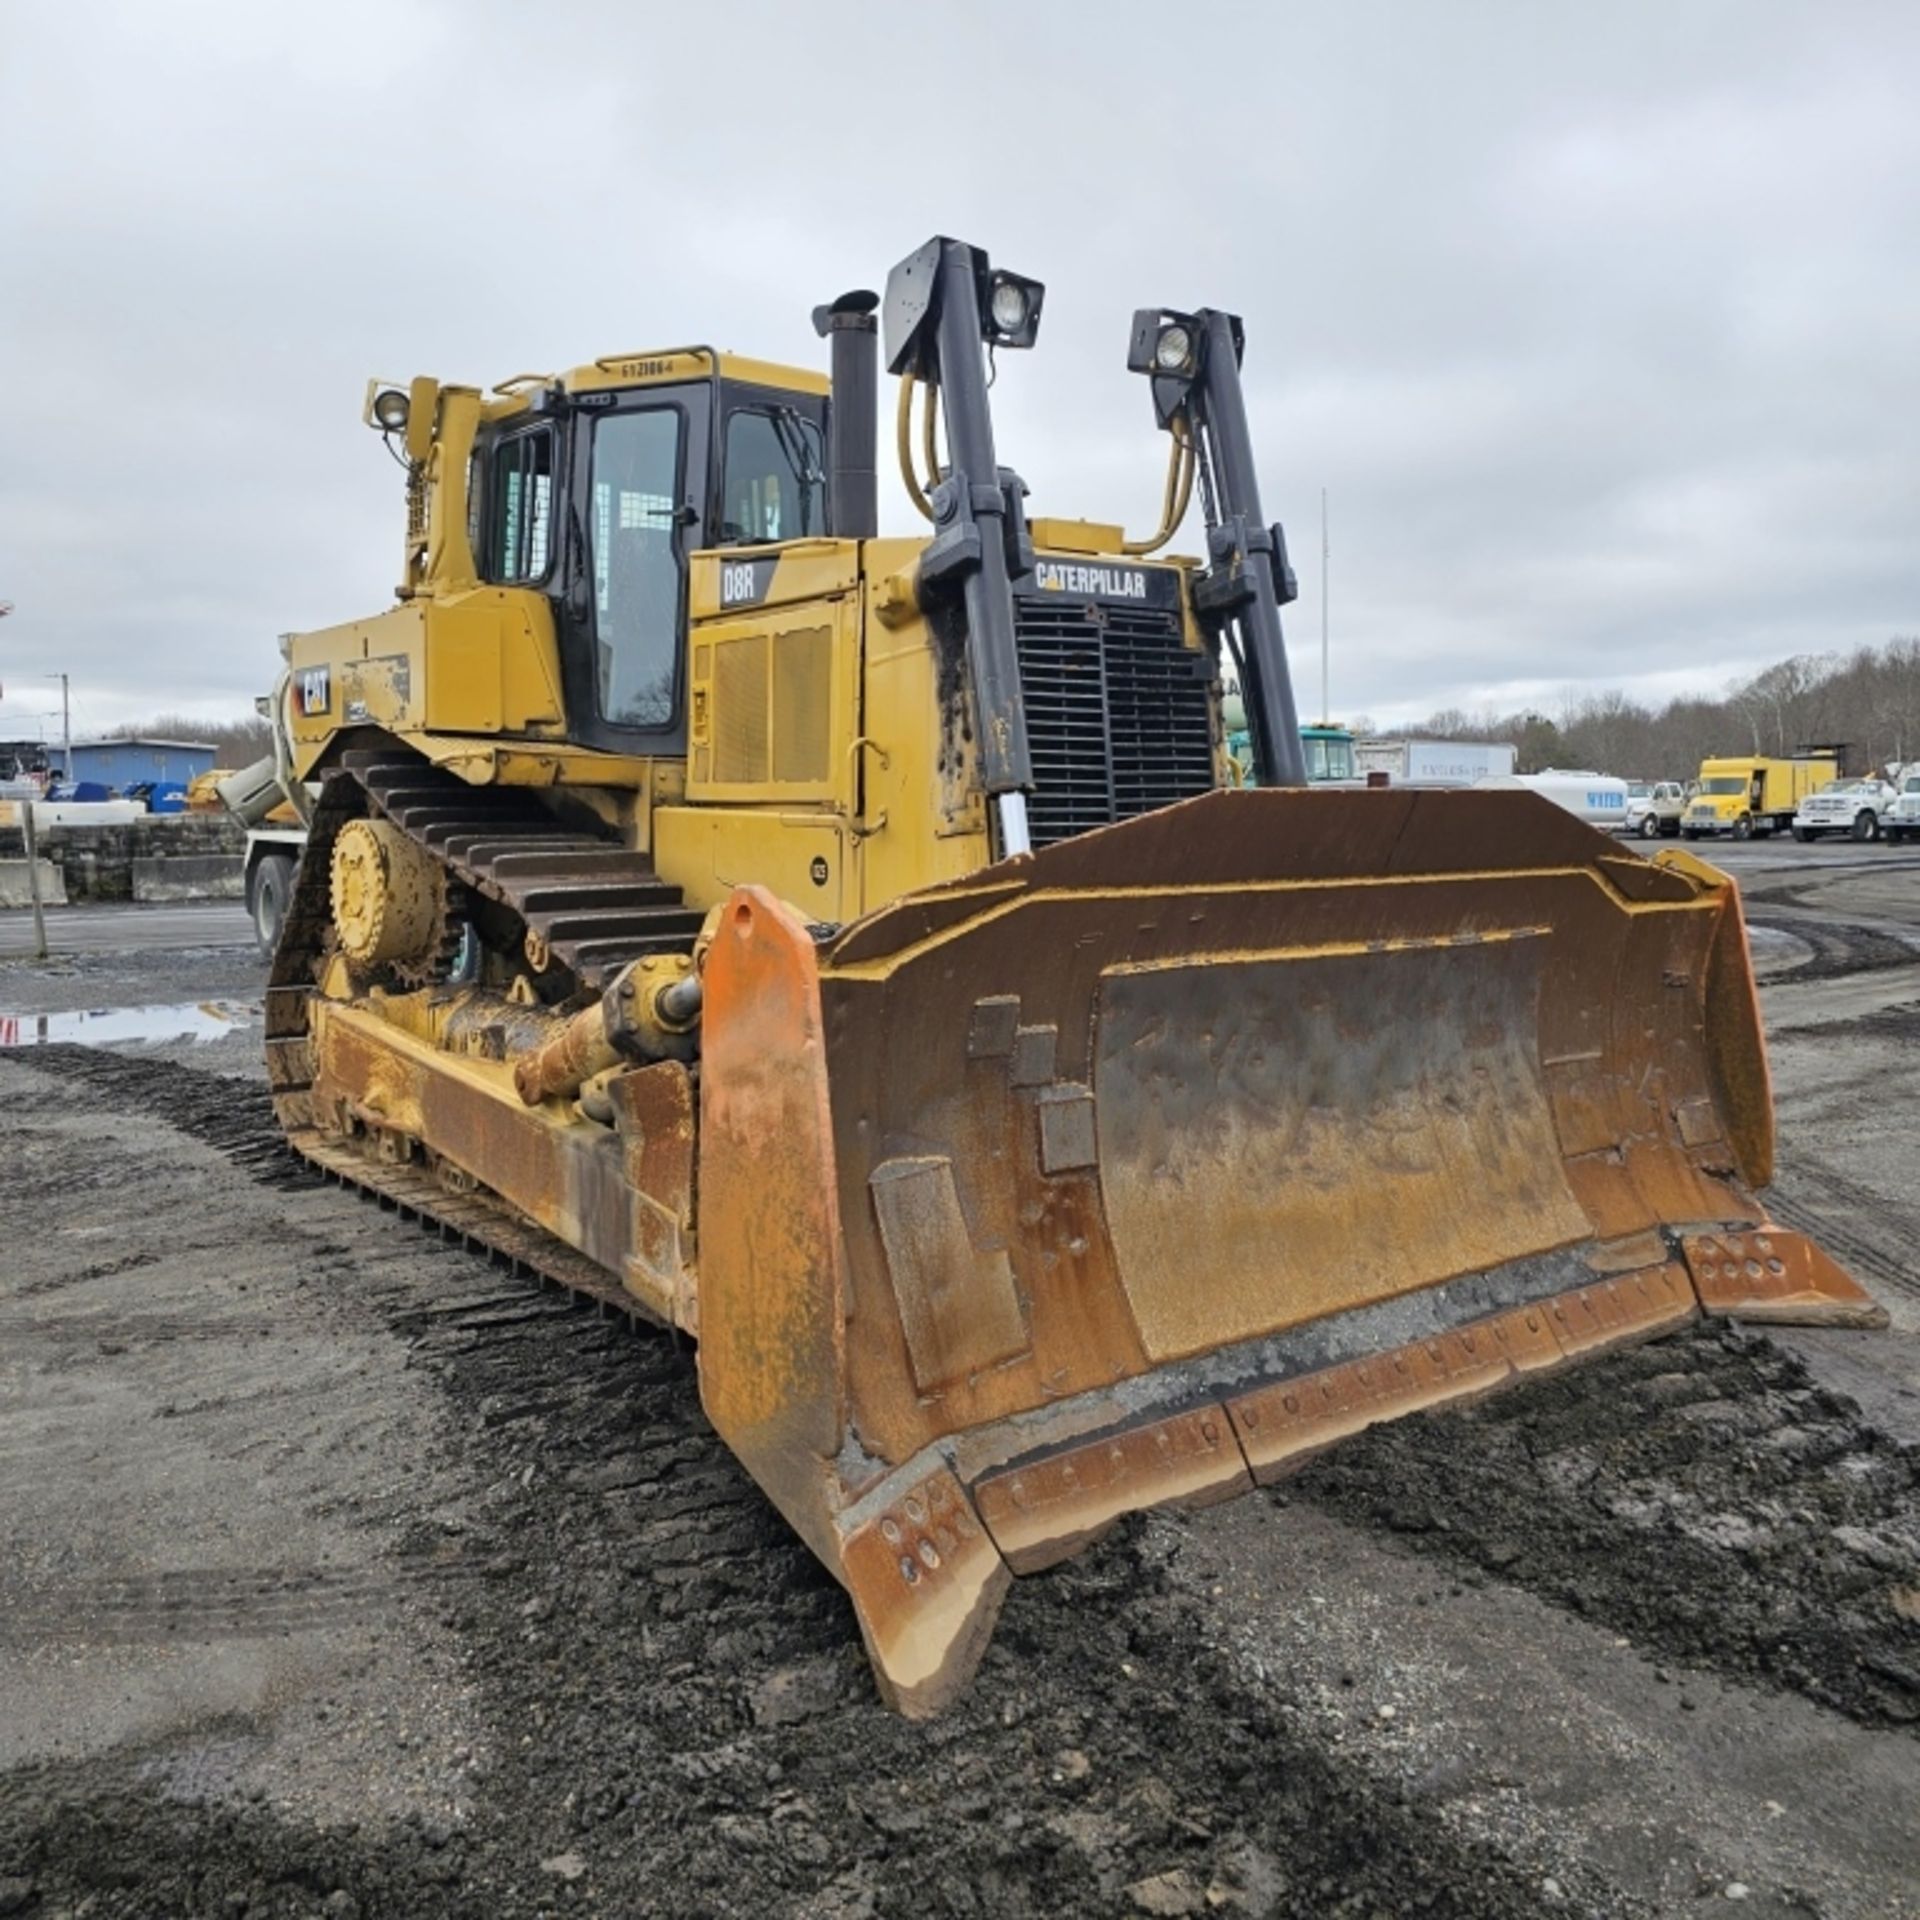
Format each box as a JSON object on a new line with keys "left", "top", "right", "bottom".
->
{"left": 1377, "top": 637, "right": 1920, "bottom": 780}
{"left": 107, "top": 711, "right": 273, "bottom": 766}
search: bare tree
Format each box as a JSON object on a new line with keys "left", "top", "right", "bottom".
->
{"left": 107, "top": 711, "right": 273, "bottom": 764}
{"left": 1389, "top": 638, "right": 1918, "bottom": 780}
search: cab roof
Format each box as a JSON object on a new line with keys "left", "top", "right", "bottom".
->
{"left": 481, "top": 349, "right": 827, "bottom": 421}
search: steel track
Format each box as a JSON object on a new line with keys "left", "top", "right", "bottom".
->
{"left": 266, "top": 748, "right": 695, "bottom": 1333}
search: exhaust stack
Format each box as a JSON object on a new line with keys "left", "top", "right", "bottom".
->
{"left": 813, "top": 290, "right": 880, "bottom": 540}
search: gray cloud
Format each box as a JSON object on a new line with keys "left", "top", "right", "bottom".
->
{"left": 1, "top": 0, "right": 1914, "bottom": 737}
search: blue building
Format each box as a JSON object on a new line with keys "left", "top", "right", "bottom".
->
{"left": 57, "top": 737, "right": 217, "bottom": 793}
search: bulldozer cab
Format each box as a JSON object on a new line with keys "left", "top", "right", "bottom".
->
{"left": 465, "top": 365, "right": 829, "bottom": 758}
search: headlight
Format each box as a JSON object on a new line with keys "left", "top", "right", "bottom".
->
{"left": 1154, "top": 324, "right": 1195, "bottom": 374}
{"left": 371, "top": 387, "right": 411, "bottom": 432}
{"left": 989, "top": 280, "right": 1030, "bottom": 335}
{"left": 982, "top": 269, "right": 1043, "bottom": 349}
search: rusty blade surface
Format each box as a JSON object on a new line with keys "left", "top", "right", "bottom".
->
{"left": 810, "top": 788, "right": 1767, "bottom": 1469}
{"left": 684, "top": 787, "right": 1878, "bottom": 1714}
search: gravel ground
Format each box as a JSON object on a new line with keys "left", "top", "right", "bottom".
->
{"left": 1, "top": 853, "right": 1916, "bottom": 1919}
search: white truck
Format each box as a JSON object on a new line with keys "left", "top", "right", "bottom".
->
{"left": 1472, "top": 768, "right": 1631, "bottom": 829}
{"left": 1885, "top": 768, "right": 1920, "bottom": 844}
{"left": 1790, "top": 778, "right": 1897, "bottom": 844}
{"left": 1354, "top": 737, "right": 1517, "bottom": 786}
{"left": 1624, "top": 780, "right": 1688, "bottom": 838}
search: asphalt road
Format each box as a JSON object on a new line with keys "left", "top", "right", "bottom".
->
{"left": 0, "top": 836, "right": 1912, "bottom": 961}
{"left": 0, "top": 901, "right": 253, "bottom": 957}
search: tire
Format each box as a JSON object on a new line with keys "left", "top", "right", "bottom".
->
{"left": 1732, "top": 813, "right": 1753, "bottom": 841}
{"left": 250, "top": 853, "right": 295, "bottom": 960}
{"left": 1683, "top": 828, "right": 1701, "bottom": 841}
{"left": 1792, "top": 826, "right": 1812, "bottom": 843}
{"left": 1852, "top": 811, "right": 1879, "bottom": 843}
{"left": 1638, "top": 813, "right": 1660, "bottom": 839}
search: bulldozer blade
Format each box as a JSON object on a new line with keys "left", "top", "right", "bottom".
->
{"left": 1682, "top": 1227, "right": 1889, "bottom": 1328}
{"left": 693, "top": 788, "right": 1876, "bottom": 1714}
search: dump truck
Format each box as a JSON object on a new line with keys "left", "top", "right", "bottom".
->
{"left": 262, "top": 234, "right": 1881, "bottom": 1716}
{"left": 1683, "top": 753, "right": 1838, "bottom": 839}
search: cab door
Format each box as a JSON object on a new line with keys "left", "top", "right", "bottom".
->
{"left": 554, "top": 387, "right": 710, "bottom": 757}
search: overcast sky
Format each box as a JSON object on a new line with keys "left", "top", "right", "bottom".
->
{"left": 2, "top": 0, "right": 1915, "bottom": 740}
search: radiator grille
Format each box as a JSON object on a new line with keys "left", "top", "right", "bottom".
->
{"left": 1013, "top": 595, "right": 1216, "bottom": 848}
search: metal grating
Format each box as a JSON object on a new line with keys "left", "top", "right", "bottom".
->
{"left": 712, "top": 631, "right": 770, "bottom": 784}
{"left": 1012, "top": 596, "right": 1216, "bottom": 848}
{"left": 772, "top": 624, "right": 834, "bottom": 785}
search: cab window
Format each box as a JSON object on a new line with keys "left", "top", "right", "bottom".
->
{"left": 590, "top": 409, "right": 683, "bottom": 728}
{"left": 719, "top": 407, "right": 825, "bottom": 545}
{"left": 487, "top": 429, "right": 554, "bottom": 583}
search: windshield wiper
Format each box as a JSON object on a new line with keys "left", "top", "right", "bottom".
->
{"left": 769, "top": 407, "right": 824, "bottom": 535}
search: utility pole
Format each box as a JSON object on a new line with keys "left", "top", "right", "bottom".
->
{"left": 1320, "top": 488, "right": 1330, "bottom": 725}
{"left": 48, "top": 673, "right": 69, "bottom": 780}
{"left": 0, "top": 606, "right": 49, "bottom": 955}
{"left": 18, "top": 790, "right": 49, "bottom": 960}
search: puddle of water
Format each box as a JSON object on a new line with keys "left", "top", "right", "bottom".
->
{"left": 0, "top": 1000, "right": 262, "bottom": 1047}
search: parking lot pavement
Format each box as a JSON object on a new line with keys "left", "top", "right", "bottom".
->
{"left": 0, "top": 902, "right": 253, "bottom": 957}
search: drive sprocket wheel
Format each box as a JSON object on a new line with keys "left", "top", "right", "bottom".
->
{"left": 329, "top": 816, "right": 458, "bottom": 985}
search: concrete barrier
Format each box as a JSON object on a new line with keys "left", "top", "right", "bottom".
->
{"left": 0, "top": 813, "right": 246, "bottom": 902}
{"left": 0, "top": 859, "right": 69, "bottom": 909}
{"left": 131, "top": 854, "right": 246, "bottom": 903}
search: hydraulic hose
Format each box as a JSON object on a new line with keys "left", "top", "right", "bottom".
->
{"left": 897, "top": 376, "right": 936, "bottom": 522}
{"left": 1123, "top": 417, "right": 1196, "bottom": 556}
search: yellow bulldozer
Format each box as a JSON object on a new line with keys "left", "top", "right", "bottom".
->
{"left": 264, "top": 235, "right": 1881, "bottom": 1715}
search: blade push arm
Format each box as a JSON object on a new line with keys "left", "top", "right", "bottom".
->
{"left": 884, "top": 236, "right": 1044, "bottom": 856}
{"left": 1129, "top": 308, "right": 1307, "bottom": 788}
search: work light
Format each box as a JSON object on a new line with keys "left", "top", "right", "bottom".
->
{"left": 1153, "top": 323, "right": 1195, "bottom": 374}
{"left": 984, "top": 270, "right": 1044, "bottom": 350}
{"left": 371, "top": 386, "right": 411, "bottom": 432}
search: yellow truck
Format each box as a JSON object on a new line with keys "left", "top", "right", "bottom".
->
{"left": 1682, "top": 753, "right": 1838, "bottom": 840}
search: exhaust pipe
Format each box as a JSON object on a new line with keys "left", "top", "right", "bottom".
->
{"left": 813, "top": 290, "right": 880, "bottom": 540}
